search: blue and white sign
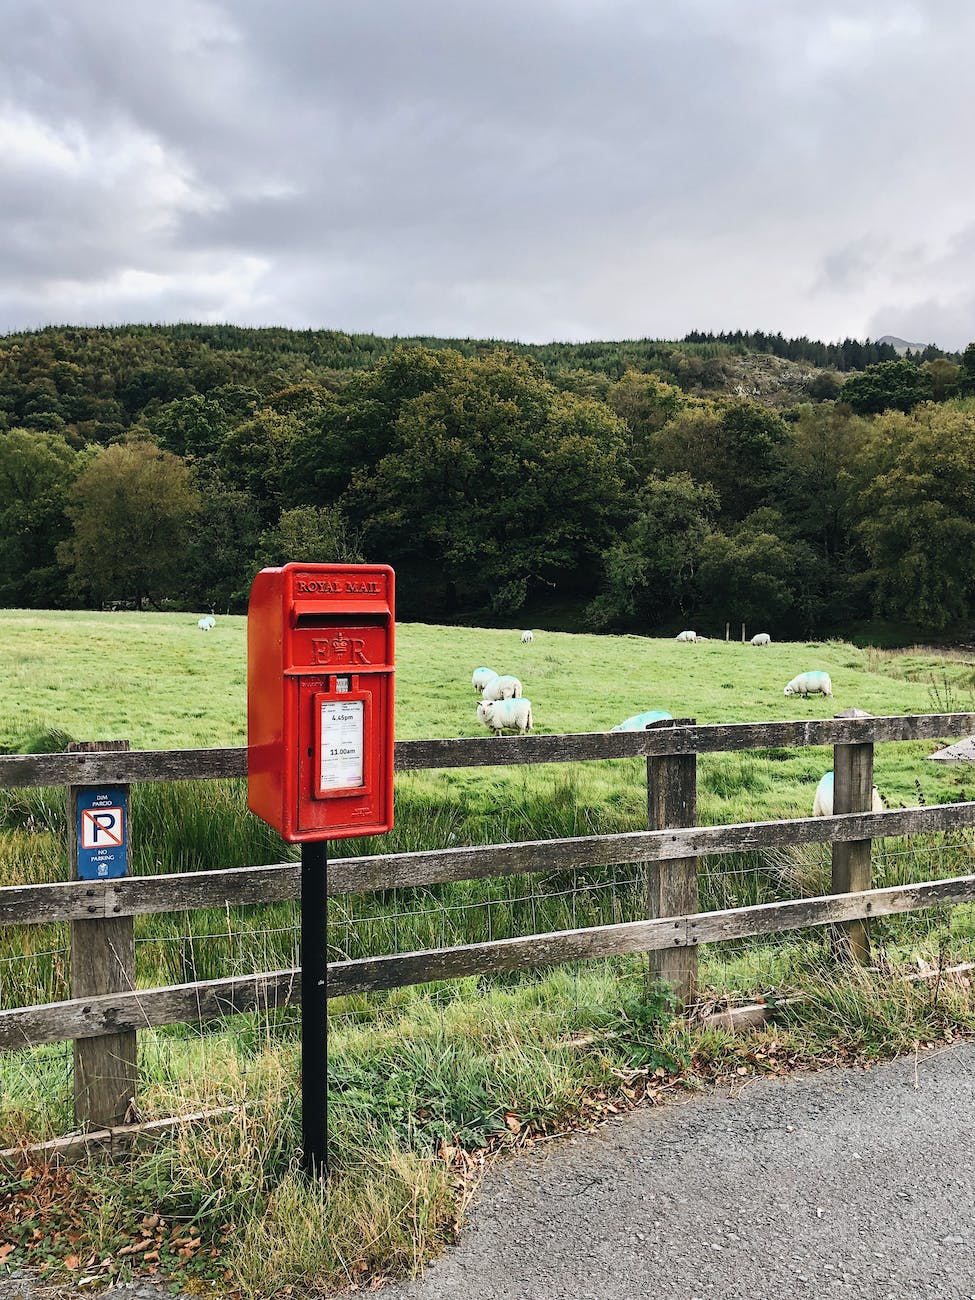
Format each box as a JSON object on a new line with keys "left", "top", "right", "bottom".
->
{"left": 76, "top": 787, "right": 128, "bottom": 880}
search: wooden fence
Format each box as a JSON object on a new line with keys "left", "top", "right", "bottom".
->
{"left": 2, "top": 710, "right": 975, "bottom": 1132}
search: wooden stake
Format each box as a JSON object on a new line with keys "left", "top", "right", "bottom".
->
{"left": 831, "top": 710, "right": 874, "bottom": 963}
{"left": 69, "top": 741, "right": 137, "bottom": 1129}
{"left": 647, "top": 723, "right": 698, "bottom": 1006}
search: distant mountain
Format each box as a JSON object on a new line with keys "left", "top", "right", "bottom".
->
{"left": 876, "top": 334, "right": 926, "bottom": 355}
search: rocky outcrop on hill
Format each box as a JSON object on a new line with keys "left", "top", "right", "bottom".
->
{"left": 711, "top": 352, "right": 841, "bottom": 408}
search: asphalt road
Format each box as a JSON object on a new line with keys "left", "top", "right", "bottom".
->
{"left": 384, "top": 1041, "right": 975, "bottom": 1300}
{"left": 3, "top": 1043, "right": 973, "bottom": 1299}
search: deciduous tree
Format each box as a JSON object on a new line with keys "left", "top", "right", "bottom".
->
{"left": 0, "top": 428, "right": 78, "bottom": 606}
{"left": 346, "top": 351, "right": 627, "bottom": 616}
{"left": 854, "top": 407, "right": 975, "bottom": 628}
{"left": 59, "top": 440, "right": 199, "bottom": 608}
{"left": 586, "top": 475, "right": 716, "bottom": 630}
{"left": 841, "top": 359, "right": 933, "bottom": 415}
{"left": 696, "top": 511, "right": 820, "bottom": 632}
{"left": 251, "top": 505, "right": 363, "bottom": 572}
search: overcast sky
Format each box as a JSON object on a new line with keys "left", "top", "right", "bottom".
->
{"left": 2, "top": 0, "right": 974, "bottom": 349}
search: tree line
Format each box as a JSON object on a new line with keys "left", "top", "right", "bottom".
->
{"left": 2, "top": 326, "right": 974, "bottom": 635}
{"left": 681, "top": 330, "right": 954, "bottom": 371}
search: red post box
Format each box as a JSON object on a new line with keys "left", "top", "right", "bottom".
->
{"left": 247, "top": 563, "right": 395, "bottom": 841}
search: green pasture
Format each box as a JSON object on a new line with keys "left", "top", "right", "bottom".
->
{"left": 4, "top": 608, "right": 974, "bottom": 748}
{"left": 2, "top": 606, "right": 974, "bottom": 823}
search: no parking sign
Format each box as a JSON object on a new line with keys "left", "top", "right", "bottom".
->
{"left": 76, "top": 787, "right": 129, "bottom": 880}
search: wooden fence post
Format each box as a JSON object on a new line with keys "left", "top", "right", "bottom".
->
{"left": 68, "top": 740, "right": 138, "bottom": 1129}
{"left": 647, "top": 721, "right": 698, "bottom": 1007}
{"left": 831, "top": 709, "right": 874, "bottom": 964}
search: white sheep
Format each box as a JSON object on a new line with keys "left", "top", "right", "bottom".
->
{"left": 750, "top": 632, "right": 771, "bottom": 646}
{"left": 812, "top": 771, "right": 883, "bottom": 817}
{"left": 675, "top": 630, "right": 698, "bottom": 643}
{"left": 520, "top": 630, "right": 534, "bottom": 644}
{"left": 481, "top": 674, "right": 523, "bottom": 702}
{"left": 197, "top": 615, "right": 216, "bottom": 631}
{"left": 784, "top": 671, "right": 832, "bottom": 698}
{"left": 477, "top": 697, "right": 533, "bottom": 735}
{"left": 472, "top": 667, "right": 499, "bottom": 694}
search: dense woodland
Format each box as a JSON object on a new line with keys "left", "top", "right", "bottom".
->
{"left": 1, "top": 323, "right": 974, "bottom": 637}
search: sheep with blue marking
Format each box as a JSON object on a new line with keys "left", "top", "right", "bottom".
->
{"left": 472, "top": 667, "right": 499, "bottom": 694}
{"left": 784, "top": 671, "right": 832, "bottom": 699}
{"left": 611, "top": 710, "right": 673, "bottom": 732}
{"left": 482, "top": 674, "right": 523, "bottom": 702}
{"left": 812, "top": 771, "right": 883, "bottom": 817}
{"left": 477, "top": 697, "right": 533, "bottom": 735}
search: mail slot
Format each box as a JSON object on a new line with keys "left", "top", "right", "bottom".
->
{"left": 247, "top": 563, "right": 395, "bottom": 841}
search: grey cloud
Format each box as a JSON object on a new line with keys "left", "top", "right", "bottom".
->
{"left": 1, "top": 0, "right": 974, "bottom": 343}
{"left": 817, "top": 239, "right": 889, "bottom": 293}
{"left": 864, "top": 221, "right": 975, "bottom": 351}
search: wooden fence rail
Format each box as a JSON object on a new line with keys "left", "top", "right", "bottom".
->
{"left": 2, "top": 712, "right": 974, "bottom": 788}
{"left": 4, "top": 872, "right": 974, "bottom": 1051}
{"left": 2, "top": 710, "right": 974, "bottom": 1130}
{"left": 4, "top": 802, "right": 974, "bottom": 930}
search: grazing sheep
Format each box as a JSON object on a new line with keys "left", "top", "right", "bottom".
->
{"left": 675, "top": 630, "right": 698, "bottom": 643}
{"left": 783, "top": 671, "right": 832, "bottom": 698}
{"left": 197, "top": 615, "right": 216, "bottom": 631}
{"left": 611, "top": 710, "right": 674, "bottom": 732}
{"left": 812, "top": 771, "right": 883, "bottom": 817}
{"left": 520, "top": 630, "right": 534, "bottom": 644}
{"left": 472, "top": 667, "right": 499, "bottom": 694}
{"left": 477, "top": 697, "right": 533, "bottom": 735}
{"left": 481, "top": 674, "right": 523, "bottom": 702}
{"left": 750, "top": 632, "right": 771, "bottom": 647}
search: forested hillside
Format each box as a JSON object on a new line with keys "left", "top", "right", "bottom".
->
{"left": 1, "top": 324, "right": 974, "bottom": 635}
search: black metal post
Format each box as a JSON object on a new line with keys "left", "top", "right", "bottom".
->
{"left": 301, "top": 839, "right": 329, "bottom": 1180}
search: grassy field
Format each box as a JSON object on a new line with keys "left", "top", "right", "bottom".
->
{"left": 2, "top": 609, "right": 975, "bottom": 1296}
{"left": 3, "top": 606, "right": 974, "bottom": 745}
{"left": 4, "top": 606, "right": 975, "bottom": 810}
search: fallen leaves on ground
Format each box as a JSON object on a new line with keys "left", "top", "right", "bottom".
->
{"left": 0, "top": 1161, "right": 234, "bottom": 1290}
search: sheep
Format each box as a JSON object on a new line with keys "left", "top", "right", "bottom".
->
{"left": 472, "top": 667, "right": 499, "bottom": 694}
{"left": 812, "top": 771, "right": 883, "bottom": 817}
{"left": 520, "top": 630, "right": 534, "bottom": 644}
{"left": 611, "top": 710, "right": 674, "bottom": 732}
{"left": 675, "top": 630, "right": 698, "bottom": 643}
{"left": 783, "top": 671, "right": 832, "bottom": 698}
{"left": 197, "top": 615, "right": 216, "bottom": 632}
{"left": 750, "top": 632, "right": 771, "bottom": 646}
{"left": 477, "top": 697, "right": 533, "bottom": 735}
{"left": 481, "top": 674, "right": 523, "bottom": 702}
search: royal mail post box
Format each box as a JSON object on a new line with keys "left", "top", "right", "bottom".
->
{"left": 247, "top": 563, "right": 394, "bottom": 842}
